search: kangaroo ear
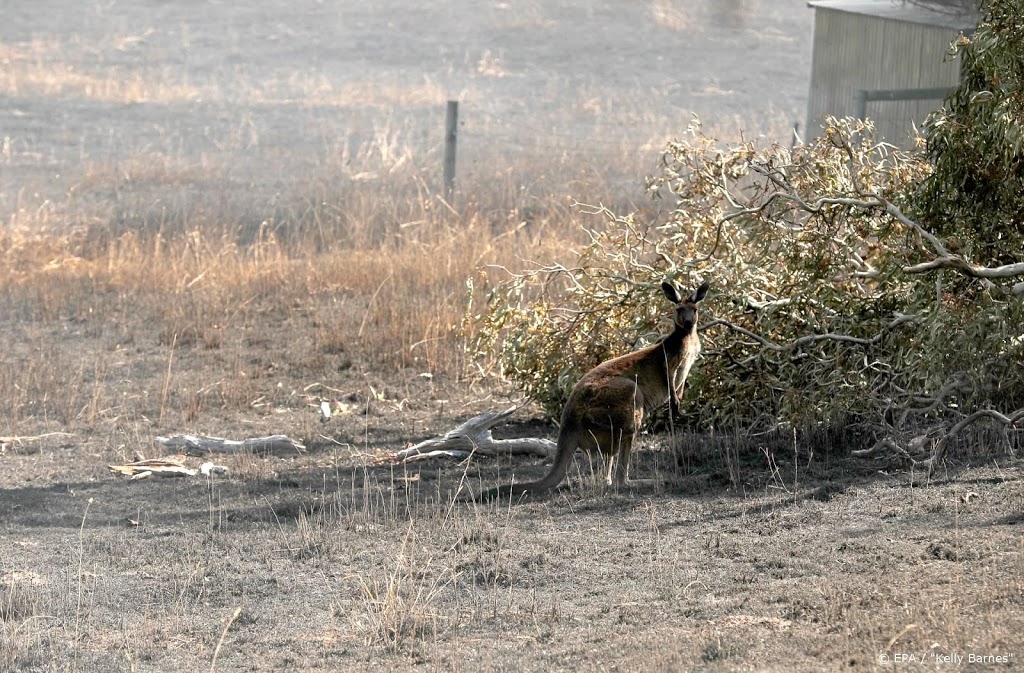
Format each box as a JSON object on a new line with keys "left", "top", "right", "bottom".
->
{"left": 690, "top": 281, "right": 710, "bottom": 303}
{"left": 662, "top": 281, "right": 683, "bottom": 303}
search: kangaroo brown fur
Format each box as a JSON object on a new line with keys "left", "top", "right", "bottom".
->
{"left": 478, "top": 280, "right": 709, "bottom": 501}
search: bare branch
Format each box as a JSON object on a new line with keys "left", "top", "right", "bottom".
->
{"left": 925, "top": 408, "right": 1024, "bottom": 472}
{"left": 705, "top": 312, "right": 917, "bottom": 353}
{"left": 703, "top": 319, "right": 784, "bottom": 351}
{"left": 903, "top": 257, "right": 1024, "bottom": 279}
{"left": 156, "top": 434, "right": 305, "bottom": 456}
{"left": 390, "top": 408, "right": 554, "bottom": 463}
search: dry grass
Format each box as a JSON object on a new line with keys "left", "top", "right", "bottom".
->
{"left": 0, "top": 101, "right": 796, "bottom": 396}
{"left": 0, "top": 161, "right": 580, "bottom": 379}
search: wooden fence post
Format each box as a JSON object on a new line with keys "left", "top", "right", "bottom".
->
{"left": 443, "top": 100, "right": 458, "bottom": 201}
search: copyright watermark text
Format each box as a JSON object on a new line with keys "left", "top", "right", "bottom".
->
{"left": 879, "top": 651, "right": 1015, "bottom": 666}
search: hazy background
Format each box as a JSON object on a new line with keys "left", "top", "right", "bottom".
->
{"left": 1, "top": 0, "right": 812, "bottom": 215}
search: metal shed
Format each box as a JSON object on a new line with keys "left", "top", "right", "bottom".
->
{"left": 805, "top": 0, "right": 978, "bottom": 146}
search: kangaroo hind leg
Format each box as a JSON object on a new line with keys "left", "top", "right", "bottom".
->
{"left": 612, "top": 427, "right": 634, "bottom": 488}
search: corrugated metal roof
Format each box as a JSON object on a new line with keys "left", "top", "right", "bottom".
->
{"left": 807, "top": 1, "right": 978, "bottom": 30}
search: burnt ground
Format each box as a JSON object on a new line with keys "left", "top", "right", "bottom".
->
{"left": 1, "top": 313, "right": 1022, "bottom": 672}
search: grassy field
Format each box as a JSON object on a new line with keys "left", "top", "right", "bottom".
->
{"left": 1, "top": 1, "right": 1022, "bottom": 671}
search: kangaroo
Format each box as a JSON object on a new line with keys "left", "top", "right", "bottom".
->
{"left": 478, "top": 280, "right": 709, "bottom": 501}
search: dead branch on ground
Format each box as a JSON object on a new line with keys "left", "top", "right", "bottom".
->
{"left": 0, "top": 432, "right": 75, "bottom": 453}
{"left": 155, "top": 434, "right": 305, "bottom": 456}
{"left": 389, "top": 407, "right": 554, "bottom": 464}
{"left": 108, "top": 457, "right": 228, "bottom": 480}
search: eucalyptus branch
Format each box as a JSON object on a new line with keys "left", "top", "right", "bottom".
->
{"left": 923, "top": 407, "right": 1024, "bottom": 472}
{"left": 703, "top": 319, "right": 785, "bottom": 351}
{"left": 705, "top": 312, "right": 917, "bottom": 354}
{"left": 897, "top": 375, "right": 973, "bottom": 426}
{"left": 749, "top": 166, "right": 1024, "bottom": 284}
{"left": 903, "top": 257, "right": 1024, "bottom": 278}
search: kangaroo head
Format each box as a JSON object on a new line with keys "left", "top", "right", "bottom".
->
{"left": 662, "top": 280, "right": 709, "bottom": 332}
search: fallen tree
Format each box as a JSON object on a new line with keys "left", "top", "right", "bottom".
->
{"left": 469, "top": 3, "right": 1024, "bottom": 473}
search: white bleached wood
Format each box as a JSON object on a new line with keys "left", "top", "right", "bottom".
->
{"left": 155, "top": 434, "right": 305, "bottom": 456}
{"left": 391, "top": 407, "right": 554, "bottom": 463}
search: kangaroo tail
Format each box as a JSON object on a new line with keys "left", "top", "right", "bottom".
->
{"left": 474, "top": 481, "right": 536, "bottom": 503}
{"left": 474, "top": 422, "right": 578, "bottom": 502}
{"left": 475, "top": 476, "right": 558, "bottom": 503}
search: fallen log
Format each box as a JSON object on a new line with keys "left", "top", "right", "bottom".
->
{"left": 0, "top": 432, "right": 75, "bottom": 453}
{"left": 155, "top": 434, "right": 305, "bottom": 457}
{"left": 390, "top": 407, "right": 554, "bottom": 463}
{"left": 108, "top": 457, "right": 228, "bottom": 480}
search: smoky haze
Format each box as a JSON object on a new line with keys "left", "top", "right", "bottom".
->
{"left": 0, "top": 0, "right": 811, "bottom": 211}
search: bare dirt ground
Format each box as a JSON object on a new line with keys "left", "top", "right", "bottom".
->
{"left": 1, "top": 1, "right": 1022, "bottom": 671}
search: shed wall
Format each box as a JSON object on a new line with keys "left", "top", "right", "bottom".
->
{"left": 806, "top": 8, "right": 963, "bottom": 145}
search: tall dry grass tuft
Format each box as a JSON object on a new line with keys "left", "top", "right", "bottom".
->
{"left": 348, "top": 522, "right": 454, "bottom": 653}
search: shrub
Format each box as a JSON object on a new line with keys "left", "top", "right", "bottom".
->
{"left": 471, "top": 2, "right": 1024, "bottom": 469}
{"left": 471, "top": 111, "right": 1023, "bottom": 467}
